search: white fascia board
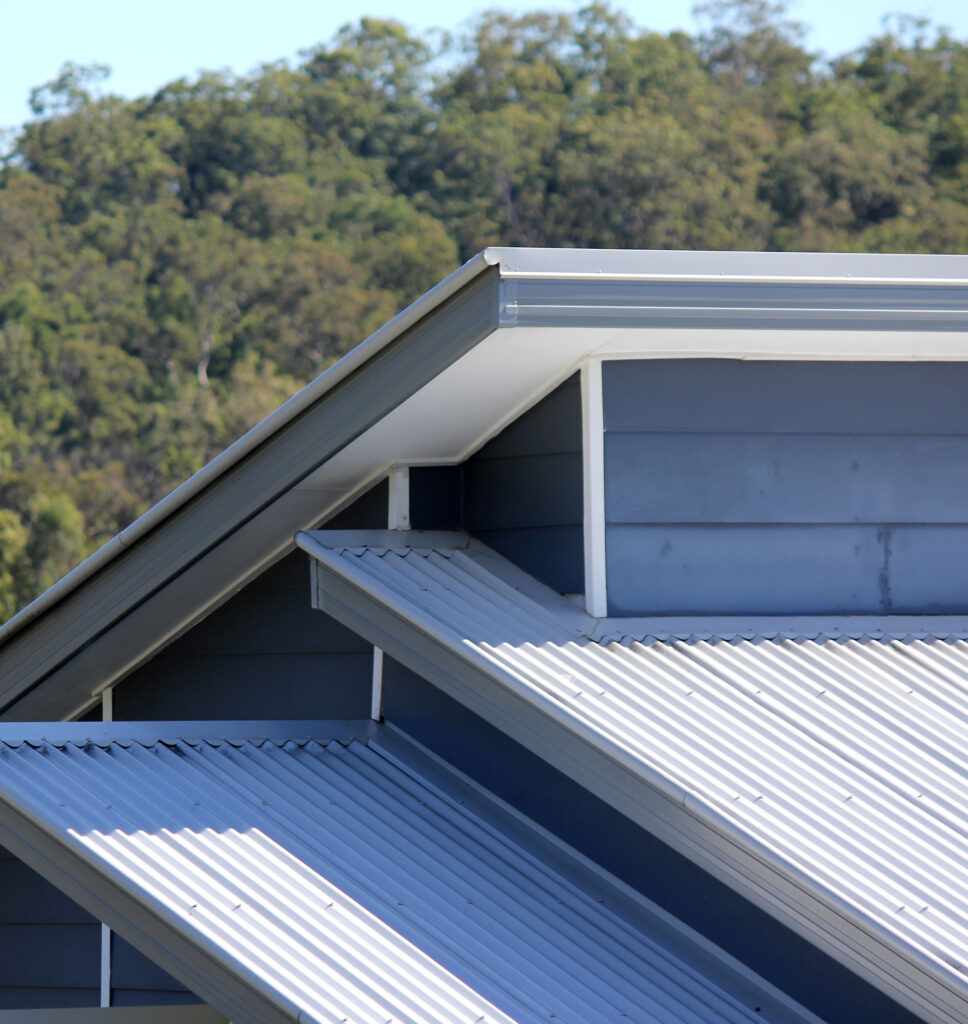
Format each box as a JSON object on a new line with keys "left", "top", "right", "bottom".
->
{"left": 593, "top": 326, "right": 968, "bottom": 360}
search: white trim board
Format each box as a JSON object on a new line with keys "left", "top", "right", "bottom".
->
{"left": 581, "top": 360, "right": 607, "bottom": 618}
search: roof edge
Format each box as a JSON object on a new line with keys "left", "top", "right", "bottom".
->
{"left": 487, "top": 246, "right": 968, "bottom": 284}
{"left": 0, "top": 250, "right": 498, "bottom": 647}
{"left": 0, "top": 719, "right": 377, "bottom": 747}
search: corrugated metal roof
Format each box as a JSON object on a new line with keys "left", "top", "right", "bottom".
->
{"left": 0, "top": 723, "right": 815, "bottom": 1024}
{"left": 298, "top": 530, "right": 968, "bottom": 1024}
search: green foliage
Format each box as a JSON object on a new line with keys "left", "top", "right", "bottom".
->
{"left": 3, "top": 3, "right": 968, "bottom": 620}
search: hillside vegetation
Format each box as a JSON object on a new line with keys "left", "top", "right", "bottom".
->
{"left": 3, "top": 0, "right": 968, "bottom": 619}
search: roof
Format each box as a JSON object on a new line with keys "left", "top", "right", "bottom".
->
{"left": 8, "top": 248, "right": 968, "bottom": 721}
{"left": 298, "top": 529, "right": 968, "bottom": 1024}
{"left": 0, "top": 720, "right": 819, "bottom": 1024}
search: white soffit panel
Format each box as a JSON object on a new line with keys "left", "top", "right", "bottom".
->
{"left": 300, "top": 531, "right": 968, "bottom": 1024}
{"left": 0, "top": 726, "right": 818, "bottom": 1024}
{"left": 297, "top": 324, "right": 610, "bottom": 490}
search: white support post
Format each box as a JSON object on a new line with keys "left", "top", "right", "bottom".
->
{"left": 388, "top": 467, "right": 410, "bottom": 530}
{"left": 371, "top": 647, "right": 384, "bottom": 721}
{"left": 582, "top": 360, "right": 607, "bottom": 618}
{"left": 100, "top": 923, "right": 112, "bottom": 1007}
{"left": 101, "top": 687, "right": 113, "bottom": 1007}
{"left": 101, "top": 686, "right": 113, "bottom": 724}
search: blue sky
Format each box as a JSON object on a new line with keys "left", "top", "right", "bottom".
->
{"left": 3, "top": 0, "right": 968, "bottom": 132}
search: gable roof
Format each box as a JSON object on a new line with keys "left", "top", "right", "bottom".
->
{"left": 6, "top": 248, "right": 968, "bottom": 720}
{"left": 298, "top": 529, "right": 968, "bottom": 1024}
{"left": 0, "top": 721, "right": 821, "bottom": 1024}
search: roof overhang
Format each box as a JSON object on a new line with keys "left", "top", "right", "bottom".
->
{"left": 6, "top": 247, "right": 968, "bottom": 720}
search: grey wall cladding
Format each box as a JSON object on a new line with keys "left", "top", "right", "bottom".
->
{"left": 111, "top": 936, "right": 201, "bottom": 1007}
{"left": 604, "top": 359, "right": 968, "bottom": 615}
{"left": 462, "top": 374, "right": 583, "bottom": 593}
{"left": 113, "top": 480, "right": 386, "bottom": 721}
{"left": 0, "top": 845, "right": 99, "bottom": 1009}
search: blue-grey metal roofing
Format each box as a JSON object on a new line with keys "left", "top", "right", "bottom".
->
{"left": 298, "top": 530, "right": 968, "bottom": 1024}
{"left": 0, "top": 721, "right": 818, "bottom": 1024}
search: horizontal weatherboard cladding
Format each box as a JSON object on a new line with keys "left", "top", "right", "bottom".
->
{"left": 114, "top": 482, "right": 385, "bottom": 721}
{"left": 408, "top": 467, "right": 462, "bottom": 531}
{"left": 0, "top": 846, "right": 99, "bottom": 1009}
{"left": 114, "top": 550, "right": 372, "bottom": 721}
{"left": 605, "top": 524, "right": 968, "bottom": 616}
{"left": 112, "top": 935, "right": 202, "bottom": 1006}
{"left": 463, "top": 374, "right": 583, "bottom": 593}
{"left": 606, "top": 433, "right": 968, "bottom": 524}
{"left": 604, "top": 359, "right": 968, "bottom": 434}
{"left": 602, "top": 359, "right": 968, "bottom": 615}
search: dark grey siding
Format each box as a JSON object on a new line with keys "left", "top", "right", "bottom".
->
{"left": 462, "top": 374, "right": 583, "bottom": 593}
{"left": 111, "top": 936, "right": 200, "bottom": 1006}
{"left": 604, "top": 359, "right": 968, "bottom": 615}
{"left": 113, "top": 481, "right": 386, "bottom": 721}
{"left": 0, "top": 846, "right": 99, "bottom": 1009}
{"left": 409, "top": 467, "right": 462, "bottom": 530}
{"left": 380, "top": 657, "right": 922, "bottom": 1024}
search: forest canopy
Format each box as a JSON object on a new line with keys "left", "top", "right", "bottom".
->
{"left": 3, "top": 0, "right": 968, "bottom": 619}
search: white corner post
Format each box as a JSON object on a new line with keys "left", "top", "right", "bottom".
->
{"left": 101, "top": 685, "right": 113, "bottom": 724}
{"left": 388, "top": 466, "right": 410, "bottom": 531}
{"left": 100, "top": 924, "right": 112, "bottom": 1007}
{"left": 101, "top": 685, "right": 114, "bottom": 1007}
{"left": 370, "top": 646, "right": 384, "bottom": 722}
{"left": 582, "top": 360, "right": 607, "bottom": 618}
{"left": 372, "top": 464, "right": 410, "bottom": 721}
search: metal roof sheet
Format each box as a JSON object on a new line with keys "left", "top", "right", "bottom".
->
{"left": 0, "top": 723, "right": 815, "bottom": 1024}
{"left": 298, "top": 530, "right": 968, "bottom": 1024}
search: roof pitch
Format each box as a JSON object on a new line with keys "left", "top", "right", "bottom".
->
{"left": 299, "top": 529, "right": 968, "bottom": 1024}
{"left": 0, "top": 722, "right": 815, "bottom": 1024}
